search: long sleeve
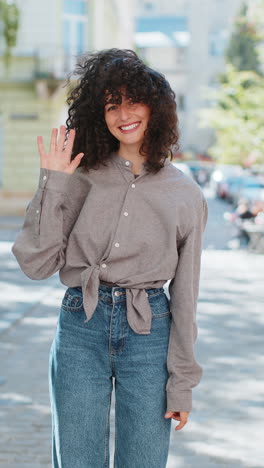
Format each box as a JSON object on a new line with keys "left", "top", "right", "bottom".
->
{"left": 166, "top": 196, "right": 208, "bottom": 412}
{"left": 12, "top": 168, "right": 86, "bottom": 280}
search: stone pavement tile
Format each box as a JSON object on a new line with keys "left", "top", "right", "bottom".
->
{"left": 0, "top": 240, "right": 61, "bottom": 334}
{"left": 0, "top": 289, "right": 61, "bottom": 468}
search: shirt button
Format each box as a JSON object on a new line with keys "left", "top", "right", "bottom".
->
{"left": 43, "top": 175, "right": 47, "bottom": 181}
{"left": 124, "top": 212, "right": 128, "bottom": 216}
{"left": 101, "top": 263, "right": 107, "bottom": 268}
{"left": 125, "top": 161, "right": 130, "bottom": 166}
{"left": 114, "top": 242, "right": 120, "bottom": 248}
{"left": 36, "top": 210, "right": 40, "bottom": 214}
{"left": 131, "top": 184, "right": 136, "bottom": 188}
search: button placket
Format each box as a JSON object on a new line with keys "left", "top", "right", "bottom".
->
{"left": 106, "top": 176, "right": 137, "bottom": 262}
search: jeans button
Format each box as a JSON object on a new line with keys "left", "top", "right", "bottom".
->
{"left": 114, "top": 291, "right": 122, "bottom": 297}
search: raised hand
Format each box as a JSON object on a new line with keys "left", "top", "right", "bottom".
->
{"left": 37, "top": 125, "right": 84, "bottom": 174}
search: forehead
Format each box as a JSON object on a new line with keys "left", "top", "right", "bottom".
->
{"left": 104, "top": 87, "right": 126, "bottom": 104}
{"left": 104, "top": 85, "right": 147, "bottom": 105}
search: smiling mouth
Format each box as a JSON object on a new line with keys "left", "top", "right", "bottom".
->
{"left": 119, "top": 122, "right": 140, "bottom": 133}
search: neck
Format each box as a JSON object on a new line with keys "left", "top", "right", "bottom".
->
{"left": 117, "top": 143, "right": 147, "bottom": 167}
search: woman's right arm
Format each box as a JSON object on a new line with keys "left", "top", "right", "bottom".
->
{"left": 12, "top": 126, "right": 85, "bottom": 280}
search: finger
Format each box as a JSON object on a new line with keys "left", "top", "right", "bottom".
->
{"left": 175, "top": 417, "right": 188, "bottom": 431}
{"left": 49, "top": 128, "right": 58, "bottom": 154}
{"left": 64, "top": 129, "right": 76, "bottom": 158}
{"left": 37, "top": 136, "right": 46, "bottom": 158}
{"left": 66, "top": 152, "right": 84, "bottom": 174}
{"left": 165, "top": 411, "right": 180, "bottom": 420}
{"left": 57, "top": 125, "right": 66, "bottom": 153}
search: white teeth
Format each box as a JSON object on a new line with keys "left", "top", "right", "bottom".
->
{"left": 120, "top": 123, "right": 139, "bottom": 131}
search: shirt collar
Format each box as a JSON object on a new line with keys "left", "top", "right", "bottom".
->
{"left": 110, "top": 152, "right": 171, "bottom": 170}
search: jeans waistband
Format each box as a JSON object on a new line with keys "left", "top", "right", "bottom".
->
{"left": 73, "top": 284, "right": 165, "bottom": 297}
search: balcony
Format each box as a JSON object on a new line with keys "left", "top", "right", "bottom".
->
{"left": 0, "top": 46, "right": 78, "bottom": 84}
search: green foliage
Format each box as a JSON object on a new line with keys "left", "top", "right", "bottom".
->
{"left": 200, "top": 2, "right": 264, "bottom": 166}
{"left": 200, "top": 66, "right": 264, "bottom": 166}
{"left": 225, "top": 2, "right": 261, "bottom": 74}
{"left": 0, "top": 0, "right": 20, "bottom": 69}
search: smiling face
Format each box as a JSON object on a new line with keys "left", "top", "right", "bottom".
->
{"left": 104, "top": 93, "right": 150, "bottom": 153}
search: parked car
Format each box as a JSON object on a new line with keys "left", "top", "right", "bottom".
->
{"left": 210, "top": 164, "right": 244, "bottom": 198}
{"left": 238, "top": 184, "right": 264, "bottom": 205}
{"left": 229, "top": 176, "right": 264, "bottom": 206}
{"left": 185, "top": 161, "right": 213, "bottom": 186}
{"left": 216, "top": 175, "right": 240, "bottom": 199}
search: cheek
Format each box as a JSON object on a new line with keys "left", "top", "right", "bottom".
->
{"left": 104, "top": 114, "right": 113, "bottom": 130}
{"left": 142, "top": 106, "right": 150, "bottom": 124}
{"left": 143, "top": 112, "right": 150, "bottom": 128}
{"left": 104, "top": 115, "right": 119, "bottom": 138}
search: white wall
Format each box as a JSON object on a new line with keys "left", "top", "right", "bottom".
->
{"left": 91, "top": 0, "right": 135, "bottom": 50}
{"left": 15, "top": 0, "right": 63, "bottom": 55}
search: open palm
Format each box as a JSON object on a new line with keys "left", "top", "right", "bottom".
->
{"left": 37, "top": 125, "right": 84, "bottom": 174}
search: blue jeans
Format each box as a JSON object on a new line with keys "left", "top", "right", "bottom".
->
{"left": 49, "top": 284, "right": 172, "bottom": 468}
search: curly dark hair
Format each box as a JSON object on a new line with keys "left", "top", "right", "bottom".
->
{"left": 66, "top": 48, "right": 179, "bottom": 173}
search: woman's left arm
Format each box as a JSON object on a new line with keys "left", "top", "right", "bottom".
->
{"left": 165, "top": 195, "right": 208, "bottom": 426}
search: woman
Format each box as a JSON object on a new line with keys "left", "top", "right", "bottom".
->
{"left": 12, "top": 49, "right": 208, "bottom": 468}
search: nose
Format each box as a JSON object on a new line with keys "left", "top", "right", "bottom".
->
{"left": 118, "top": 104, "right": 130, "bottom": 121}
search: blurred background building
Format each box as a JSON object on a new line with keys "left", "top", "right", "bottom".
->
{"left": 135, "top": 0, "right": 244, "bottom": 155}
{"left": 0, "top": 0, "right": 254, "bottom": 211}
{"left": 0, "top": 0, "right": 135, "bottom": 210}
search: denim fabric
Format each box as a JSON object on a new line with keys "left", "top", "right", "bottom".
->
{"left": 49, "top": 284, "right": 172, "bottom": 468}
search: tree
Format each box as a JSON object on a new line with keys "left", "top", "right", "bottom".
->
{"left": 0, "top": 0, "right": 20, "bottom": 70}
{"left": 200, "top": 66, "right": 264, "bottom": 166}
{"left": 247, "top": 0, "right": 264, "bottom": 69}
{"left": 225, "top": 2, "right": 261, "bottom": 74}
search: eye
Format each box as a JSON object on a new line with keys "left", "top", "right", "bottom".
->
{"left": 106, "top": 105, "right": 117, "bottom": 112}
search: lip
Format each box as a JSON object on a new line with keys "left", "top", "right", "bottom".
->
{"left": 118, "top": 121, "right": 141, "bottom": 134}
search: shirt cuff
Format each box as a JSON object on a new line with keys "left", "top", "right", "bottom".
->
{"left": 166, "top": 390, "right": 192, "bottom": 412}
{"left": 38, "top": 168, "right": 71, "bottom": 192}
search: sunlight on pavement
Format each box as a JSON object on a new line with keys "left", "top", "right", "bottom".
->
{"left": 23, "top": 317, "right": 57, "bottom": 327}
{"left": 0, "top": 392, "right": 32, "bottom": 406}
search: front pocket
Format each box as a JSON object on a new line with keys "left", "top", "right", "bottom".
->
{"left": 61, "top": 288, "right": 84, "bottom": 312}
{"left": 148, "top": 292, "right": 171, "bottom": 319}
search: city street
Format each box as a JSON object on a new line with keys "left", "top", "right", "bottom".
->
{"left": 0, "top": 189, "right": 263, "bottom": 468}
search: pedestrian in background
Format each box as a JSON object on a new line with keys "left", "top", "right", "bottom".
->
{"left": 12, "top": 48, "right": 208, "bottom": 468}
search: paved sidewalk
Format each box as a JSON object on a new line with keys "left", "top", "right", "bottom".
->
{"left": 0, "top": 249, "right": 263, "bottom": 467}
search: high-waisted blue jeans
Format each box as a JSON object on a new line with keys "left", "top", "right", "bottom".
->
{"left": 49, "top": 284, "right": 172, "bottom": 468}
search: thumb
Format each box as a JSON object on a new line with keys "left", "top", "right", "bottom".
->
{"left": 164, "top": 411, "right": 174, "bottom": 418}
{"left": 67, "top": 152, "right": 84, "bottom": 174}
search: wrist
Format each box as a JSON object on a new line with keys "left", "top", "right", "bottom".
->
{"left": 38, "top": 168, "right": 71, "bottom": 192}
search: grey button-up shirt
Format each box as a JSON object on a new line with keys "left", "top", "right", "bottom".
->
{"left": 12, "top": 152, "right": 208, "bottom": 412}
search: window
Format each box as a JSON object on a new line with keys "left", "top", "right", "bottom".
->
{"left": 209, "top": 28, "right": 228, "bottom": 57}
{"left": 145, "top": 2, "right": 154, "bottom": 10}
{"left": 63, "top": 0, "right": 87, "bottom": 71}
{"left": 178, "top": 94, "right": 185, "bottom": 111}
{"left": 64, "top": 0, "right": 87, "bottom": 15}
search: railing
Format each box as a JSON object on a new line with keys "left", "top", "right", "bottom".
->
{"left": 0, "top": 47, "right": 83, "bottom": 82}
